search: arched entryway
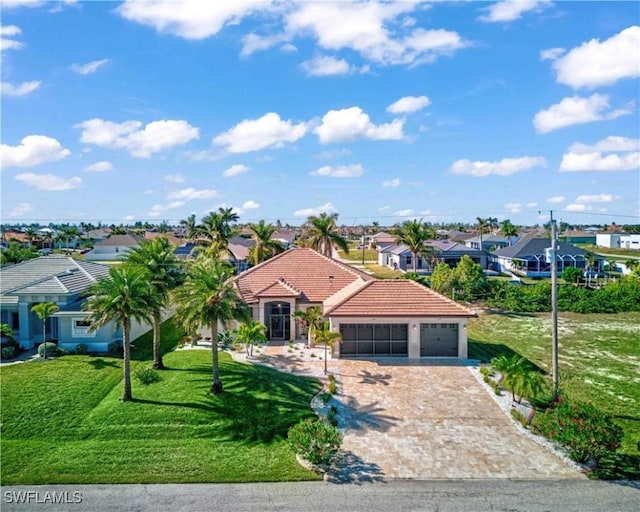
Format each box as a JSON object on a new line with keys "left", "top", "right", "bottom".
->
{"left": 264, "top": 301, "right": 291, "bottom": 340}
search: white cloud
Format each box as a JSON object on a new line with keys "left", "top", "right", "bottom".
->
{"left": 526, "top": 202, "right": 538, "bottom": 208}
{"left": 547, "top": 26, "right": 640, "bottom": 88}
{"left": 382, "top": 178, "right": 400, "bottom": 187}
{"left": 393, "top": 209, "right": 414, "bottom": 217}
{"left": 540, "top": 47, "right": 564, "bottom": 61}
{"left": 560, "top": 136, "right": 640, "bottom": 172}
{"left": 575, "top": 194, "right": 613, "bottom": 203}
{"left": 534, "top": 94, "right": 632, "bottom": 133}
{"left": 71, "top": 58, "right": 110, "bottom": 75}
{"left": 378, "top": 205, "right": 390, "bottom": 212}
{"left": 222, "top": 164, "right": 249, "bottom": 177}
{"left": 0, "top": 135, "right": 70, "bottom": 168}
{"left": 118, "top": 0, "right": 271, "bottom": 40}
{"left": 547, "top": 196, "right": 566, "bottom": 204}
{"left": 478, "top": 0, "right": 552, "bottom": 23}
{"left": 286, "top": 3, "right": 468, "bottom": 67}
{"left": 167, "top": 188, "right": 219, "bottom": 201}
{"left": 386, "top": 95, "right": 430, "bottom": 114}
{"left": 565, "top": 203, "right": 589, "bottom": 212}
{"left": 315, "top": 106, "right": 404, "bottom": 144}
{"left": 1, "top": 25, "right": 24, "bottom": 52}
{"left": 164, "top": 173, "right": 186, "bottom": 183}
{"left": 293, "top": 202, "right": 336, "bottom": 217}
{"left": 1, "top": 80, "right": 40, "bottom": 97}
{"left": 144, "top": 189, "right": 154, "bottom": 195}
{"left": 84, "top": 161, "right": 112, "bottom": 173}
{"left": 311, "top": 164, "right": 363, "bottom": 178}
{"left": 148, "top": 201, "right": 186, "bottom": 218}
{"left": 10, "top": 202, "right": 33, "bottom": 217}
{"left": 77, "top": 118, "right": 199, "bottom": 157}
{"left": 213, "top": 112, "right": 307, "bottom": 153}
{"left": 15, "top": 172, "right": 81, "bottom": 191}
{"left": 123, "top": 215, "right": 135, "bottom": 222}
{"left": 1, "top": 0, "right": 43, "bottom": 8}
{"left": 241, "top": 33, "right": 289, "bottom": 57}
{"left": 242, "top": 200, "right": 260, "bottom": 210}
{"left": 301, "top": 55, "right": 352, "bottom": 76}
{"left": 450, "top": 156, "right": 546, "bottom": 177}
{"left": 505, "top": 203, "right": 522, "bottom": 213}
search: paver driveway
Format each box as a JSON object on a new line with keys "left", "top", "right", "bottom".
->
{"left": 331, "top": 359, "right": 584, "bottom": 480}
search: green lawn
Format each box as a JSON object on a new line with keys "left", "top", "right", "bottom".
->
{"left": 337, "top": 247, "right": 378, "bottom": 262}
{"left": 468, "top": 311, "right": 640, "bottom": 477}
{"left": 0, "top": 349, "right": 322, "bottom": 484}
{"left": 363, "top": 264, "right": 403, "bottom": 279}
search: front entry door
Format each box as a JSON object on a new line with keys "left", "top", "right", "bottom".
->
{"left": 270, "top": 314, "right": 286, "bottom": 340}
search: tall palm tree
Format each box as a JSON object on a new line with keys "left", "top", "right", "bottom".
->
{"left": 125, "top": 237, "right": 183, "bottom": 370}
{"left": 247, "top": 220, "right": 285, "bottom": 265}
{"left": 314, "top": 320, "right": 342, "bottom": 375}
{"left": 500, "top": 219, "right": 519, "bottom": 246}
{"left": 31, "top": 302, "right": 59, "bottom": 359}
{"left": 476, "top": 217, "right": 490, "bottom": 251}
{"left": 173, "top": 258, "right": 249, "bottom": 393}
{"left": 180, "top": 214, "right": 198, "bottom": 241}
{"left": 198, "top": 208, "right": 239, "bottom": 260}
{"left": 393, "top": 219, "right": 436, "bottom": 272}
{"left": 84, "top": 266, "right": 156, "bottom": 401}
{"left": 293, "top": 306, "right": 323, "bottom": 348}
{"left": 302, "top": 213, "right": 349, "bottom": 258}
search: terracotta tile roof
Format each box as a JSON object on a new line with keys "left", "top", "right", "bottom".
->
{"left": 144, "top": 232, "right": 182, "bottom": 245}
{"left": 326, "top": 279, "right": 476, "bottom": 317}
{"left": 254, "top": 279, "right": 302, "bottom": 298}
{"left": 95, "top": 234, "right": 144, "bottom": 247}
{"left": 234, "top": 247, "right": 374, "bottom": 304}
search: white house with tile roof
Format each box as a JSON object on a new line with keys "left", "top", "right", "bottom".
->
{"left": 233, "top": 248, "right": 475, "bottom": 358}
{"left": 0, "top": 256, "right": 148, "bottom": 352}
{"left": 84, "top": 234, "right": 144, "bottom": 261}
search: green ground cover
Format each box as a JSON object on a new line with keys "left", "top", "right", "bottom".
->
{"left": 468, "top": 311, "right": 640, "bottom": 477}
{"left": 337, "top": 247, "right": 378, "bottom": 262}
{"left": 1, "top": 349, "right": 322, "bottom": 484}
{"left": 362, "top": 264, "right": 403, "bottom": 279}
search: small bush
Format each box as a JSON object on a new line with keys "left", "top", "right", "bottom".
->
{"left": 134, "top": 366, "right": 161, "bottom": 385}
{"left": 2, "top": 346, "right": 16, "bottom": 359}
{"left": 38, "top": 342, "right": 58, "bottom": 358}
{"left": 107, "top": 341, "right": 123, "bottom": 356}
{"left": 533, "top": 400, "right": 623, "bottom": 464}
{"left": 319, "top": 392, "right": 332, "bottom": 405}
{"left": 74, "top": 343, "right": 89, "bottom": 355}
{"left": 479, "top": 366, "right": 493, "bottom": 377}
{"left": 326, "top": 405, "right": 339, "bottom": 427}
{"left": 288, "top": 418, "right": 342, "bottom": 466}
{"left": 510, "top": 408, "right": 527, "bottom": 427}
{"left": 327, "top": 379, "right": 338, "bottom": 395}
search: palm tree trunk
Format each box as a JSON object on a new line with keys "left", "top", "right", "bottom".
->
{"left": 122, "top": 320, "right": 132, "bottom": 401}
{"left": 412, "top": 251, "right": 417, "bottom": 272}
{"left": 152, "top": 312, "right": 164, "bottom": 370}
{"left": 210, "top": 321, "right": 222, "bottom": 394}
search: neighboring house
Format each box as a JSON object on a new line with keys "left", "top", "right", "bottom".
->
{"left": 492, "top": 238, "right": 604, "bottom": 277}
{"left": 464, "top": 234, "right": 512, "bottom": 252}
{"left": 378, "top": 241, "right": 486, "bottom": 273}
{"left": 84, "top": 234, "right": 144, "bottom": 261}
{"left": 144, "top": 231, "right": 182, "bottom": 246}
{"left": 272, "top": 228, "right": 297, "bottom": 248}
{"left": 233, "top": 248, "right": 475, "bottom": 358}
{"left": 560, "top": 230, "right": 596, "bottom": 245}
{"left": 370, "top": 231, "right": 395, "bottom": 248}
{"left": 596, "top": 233, "right": 621, "bottom": 249}
{"left": 620, "top": 234, "right": 640, "bottom": 250}
{"left": 83, "top": 228, "right": 112, "bottom": 245}
{"left": 0, "top": 256, "right": 148, "bottom": 352}
{"left": 446, "top": 230, "right": 476, "bottom": 243}
{"left": 228, "top": 236, "right": 255, "bottom": 272}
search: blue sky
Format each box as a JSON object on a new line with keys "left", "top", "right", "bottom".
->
{"left": 1, "top": 0, "right": 639, "bottom": 228}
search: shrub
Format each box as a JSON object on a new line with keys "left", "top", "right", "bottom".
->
{"left": 319, "top": 392, "right": 332, "bottom": 405}
{"left": 2, "top": 346, "right": 16, "bottom": 359}
{"left": 74, "top": 343, "right": 89, "bottom": 355}
{"left": 533, "top": 400, "right": 623, "bottom": 464}
{"left": 38, "top": 342, "right": 58, "bottom": 358}
{"left": 327, "top": 405, "right": 339, "bottom": 427}
{"left": 327, "top": 379, "right": 338, "bottom": 395}
{"left": 133, "top": 366, "right": 161, "bottom": 385}
{"left": 107, "top": 341, "right": 123, "bottom": 356}
{"left": 510, "top": 408, "right": 527, "bottom": 427}
{"left": 288, "top": 418, "right": 342, "bottom": 466}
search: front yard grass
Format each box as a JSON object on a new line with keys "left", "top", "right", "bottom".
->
{"left": 0, "top": 350, "right": 322, "bottom": 484}
{"left": 468, "top": 311, "right": 640, "bottom": 477}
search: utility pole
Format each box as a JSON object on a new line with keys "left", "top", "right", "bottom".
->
{"left": 550, "top": 211, "right": 559, "bottom": 398}
{"left": 362, "top": 225, "right": 366, "bottom": 265}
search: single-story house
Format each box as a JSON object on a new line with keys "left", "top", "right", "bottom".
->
{"left": 620, "top": 234, "right": 640, "bottom": 250}
{"left": 596, "top": 233, "right": 621, "bottom": 249}
{"left": 84, "top": 234, "right": 144, "bottom": 261}
{"left": 464, "top": 234, "right": 513, "bottom": 252}
{"left": 369, "top": 231, "right": 396, "bottom": 249}
{"left": 559, "top": 230, "right": 596, "bottom": 244}
{"left": 378, "top": 240, "right": 486, "bottom": 273}
{"left": 0, "top": 256, "right": 149, "bottom": 352}
{"left": 233, "top": 248, "right": 475, "bottom": 358}
{"left": 491, "top": 238, "right": 604, "bottom": 277}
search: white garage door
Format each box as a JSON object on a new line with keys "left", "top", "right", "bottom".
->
{"left": 420, "top": 323, "right": 459, "bottom": 357}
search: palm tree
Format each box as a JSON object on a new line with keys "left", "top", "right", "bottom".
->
{"left": 173, "top": 258, "right": 249, "bottom": 393}
{"left": 393, "top": 219, "right": 436, "bottom": 272}
{"left": 125, "top": 237, "right": 183, "bottom": 370}
{"left": 25, "top": 226, "right": 38, "bottom": 247}
{"left": 247, "top": 220, "right": 285, "bottom": 265}
{"left": 500, "top": 220, "right": 519, "bottom": 246}
{"left": 302, "top": 213, "right": 349, "bottom": 258}
{"left": 84, "top": 266, "right": 156, "bottom": 401}
{"left": 233, "top": 320, "right": 267, "bottom": 357}
{"left": 31, "top": 302, "right": 59, "bottom": 359}
{"left": 293, "top": 306, "right": 323, "bottom": 348}
{"left": 198, "top": 208, "right": 239, "bottom": 260}
{"left": 314, "top": 321, "right": 343, "bottom": 375}
{"left": 476, "top": 217, "right": 490, "bottom": 251}
{"left": 180, "top": 214, "right": 198, "bottom": 241}
{"left": 487, "top": 217, "right": 499, "bottom": 234}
